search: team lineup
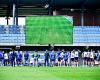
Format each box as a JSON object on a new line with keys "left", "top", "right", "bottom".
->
{"left": 0, "top": 49, "right": 100, "bottom": 67}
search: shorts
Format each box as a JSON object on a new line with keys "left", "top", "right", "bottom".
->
{"left": 0, "top": 59, "right": 2, "bottom": 61}
{"left": 4, "top": 59, "right": 8, "bottom": 62}
{"left": 87, "top": 57, "right": 90, "bottom": 61}
{"left": 90, "top": 58, "right": 94, "bottom": 61}
{"left": 64, "top": 59, "right": 68, "bottom": 61}
{"left": 74, "top": 57, "right": 78, "bottom": 61}
{"left": 34, "top": 57, "right": 38, "bottom": 61}
{"left": 58, "top": 57, "right": 61, "bottom": 61}
{"left": 84, "top": 57, "right": 87, "bottom": 60}
{"left": 25, "top": 58, "right": 28, "bottom": 61}
{"left": 71, "top": 58, "right": 74, "bottom": 61}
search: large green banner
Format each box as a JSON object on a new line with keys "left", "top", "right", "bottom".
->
{"left": 26, "top": 16, "right": 73, "bottom": 44}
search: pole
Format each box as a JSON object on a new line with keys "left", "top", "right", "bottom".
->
{"left": 13, "top": 4, "right": 16, "bottom": 25}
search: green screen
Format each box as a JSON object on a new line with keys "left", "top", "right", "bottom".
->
{"left": 26, "top": 16, "right": 73, "bottom": 44}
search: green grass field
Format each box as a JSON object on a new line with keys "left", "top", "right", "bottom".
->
{"left": 0, "top": 67, "right": 100, "bottom": 80}
{"left": 26, "top": 16, "right": 73, "bottom": 44}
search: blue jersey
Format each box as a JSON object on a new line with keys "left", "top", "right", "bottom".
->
{"left": 0, "top": 52, "right": 3, "bottom": 59}
{"left": 10, "top": 52, "right": 17, "bottom": 60}
{"left": 24, "top": 52, "right": 29, "bottom": 60}
{"left": 57, "top": 51, "right": 61, "bottom": 58}
{"left": 50, "top": 52, "right": 56, "bottom": 60}
{"left": 63, "top": 52, "right": 68, "bottom": 60}
{"left": 17, "top": 53, "right": 22, "bottom": 60}
{"left": 97, "top": 52, "right": 100, "bottom": 60}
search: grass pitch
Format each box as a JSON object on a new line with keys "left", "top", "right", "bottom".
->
{"left": 0, "top": 67, "right": 100, "bottom": 80}
{"left": 26, "top": 16, "right": 73, "bottom": 44}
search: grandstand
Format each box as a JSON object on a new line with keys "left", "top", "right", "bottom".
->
{"left": 0, "top": 0, "right": 100, "bottom": 49}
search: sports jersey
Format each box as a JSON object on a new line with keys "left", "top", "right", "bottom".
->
{"left": 63, "top": 52, "right": 68, "bottom": 60}
{"left": 57, "top": 51, "right": 61, "bottom": 58}
{"left": 16, "top": 52, "right": 22, "bottom": 60}
{"left": 50, "top": 51, "right": 56, "bottom": 60}
{"left": 90, "top": 51, "right": 94, "bottom": 58}
{"left": 0, "top": 52, "right": 3, "bottom": 59}
{"left": 4, "top": 53, "right": 8, "bottom": 59}
{"left": 83, "top": 51, "right": 87, "bottom": 57}
{"left": 60, "top": 52, "right": 64, "bottom": 58}
{"left": 24, "top": 52, "right": 29, "bottom": 60}
{"left": 74, "top": 51, "right": 79, "bottom": 57}
{"left": 87, "top": 51, "right": 90, "bottom": 58}
{"left": 71, "top": 52, "right": 74, "bottom": 58}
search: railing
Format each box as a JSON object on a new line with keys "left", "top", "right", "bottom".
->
{"left": 0, "top": 25, "right": 25, "bottom": 45}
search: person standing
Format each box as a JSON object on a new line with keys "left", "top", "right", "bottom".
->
{"left": 57, "top": 49, "right": 62, "bottom": 66}
{"left": 90, "top": 50, "right": 95, "bottom": 66}
{"left": 63, "top": 51, "right": 68, "bottom": 66}
{"left": 50, "top": 50, "right": 56, "bottom": 67}
{"left": 0, "top": 51, "right": 3, "bottom": 66}
{"left": 44, "top": 50, "right": 50, "bottom": 66}
{"left": 10, "top": 50, "right": 17, "bottom": 67}
{"left": 16, "top": 51, "right": 22, "bottom": 66}
{"left": 82, "top": 50, "right": 88, "bottom": 66}
{"left": 24, "top": 51, "right": 29, "bottom": 66}
{"left": 33, "top": 50, "right": 40, "bottom": 67}
{"left": 97, "top": 51, "right": 100, "bottom": 66}
{"left": 74, "top": 49, "right": 79, "bottom": 67}
{"left": 70, "top": 50, "right": 75, "bottom": 66}
{"left": 4, "top": 51, "right": 9, "bottom": 66}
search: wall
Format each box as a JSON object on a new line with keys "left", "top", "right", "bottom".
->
{"left": 53, "top": 9, "right": 100, "bottom": 26}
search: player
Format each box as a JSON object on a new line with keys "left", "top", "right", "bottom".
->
{"left": 70, "top": 50, "right": 75, "bottom": 66}
{"left": 4, "top": 51, "right": 9, "bottom": 66}
{"left": 63, "top": 51, "right": 68, "bottom": 66}
{"left": 24, "top": 51, "right": 29, "bottom": 66}
{"left": 8, "top": 51, "right": 12, "bottom": 66}
{"left": 82, "top": 50, "right": 88, "bottom": 66}
{"left": 0, "top": 51, "right": 3, "bottom": 66}
{"left": 87, "top": 50, "right": 91, "bottom": 66}
{"left": 97, "top": 50, "right": 100, "bottom": 66}
{"left": 33, "top": 50, "right": 40, "bottom": 67}
{"left": 74, "top": 49, "right": 79, "bottom": 67}
{"left": 50, "top": 50, "right": 56, "bottom": 67}
{"left": 90, "top": 49, "right": 95, "bottom": 66}
{"left": 29, "top": 52, "right": 34, "bottom": 66}
{"left": 44, "top": 50, "right": 50, "bottom": 66}
{"left": 10, "top": 50, "right": 16, "bottom": 67}
{"left": 57, "top": 49, "right": 62, "bottom": 66}
{"left": 60, "top": 50, "right": 64, "bottom": 66}
{"left": 16, "top": 51, "right": 22, "bottom": 66}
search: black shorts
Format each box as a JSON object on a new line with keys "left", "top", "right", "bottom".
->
{"left": 84, "top": 57, "right": 87, "bottom": 60}
{"left": 4, "top": 59, "right": 8, "bottom": 62}
{"left": 74, "top": 57, "right": 78, "bottom": 61}
{"left": 34, "top": 57, "right": 38, "bottom": 61}
{"left": 0, "top": 59, "right": 2, "bottom": 61}
{"left": 71, "top": 58, "right": 74, "bottom": 61}
{"left": 90, "top": 58, "right": 94, "bottom": 61}
{"left": 87, "top": 57, "right": 90, "bottom": 61}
